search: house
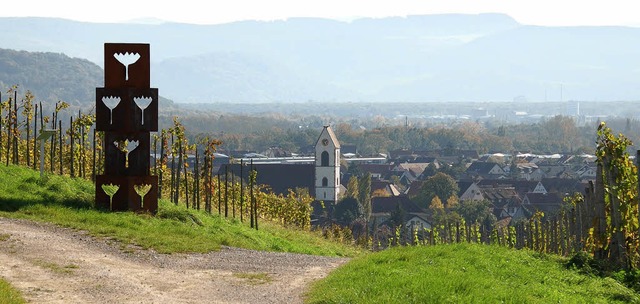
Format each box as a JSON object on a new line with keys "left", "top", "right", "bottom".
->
{"left": 354, "top": 164, "right": 394, "bottom": 180}
{"left": 393, "top": 162, "right": 430, "bottom": 185}
{"left": 405, "top": 180, "right": 424, "bottom": 197}
{"left": 522, "top": 192, "right": 566, "bottom": 218}
{"left": 389, "top": 149, "right": 415, "bottom": 160}
{"left": 465, "top": 161, "right": 506, "bottom": 179}
{"left": 477, "top": 179, "right": 547, "bottom": 197}
{"left": 341, "top": 145, "right": 358, "bottom": 156}
{"left": 405, "top": 214, "right": 432, "bottom": 231}
{"left": 222, "top": 163, "right": 314, "bottom": 196}
{"left": 390, "top": 149, "right": 478, "bottom": 163}
{"left": 458, "top": 181, "right": 484, "bottom": 201}
{"left": 537, "top": 164, "right": 575, "bottom": 179}
{"left": 499, "top": 198, "right": 528, "bottom": 220}
{"left": 370, "top": 196, "right": 429, "bottom": 228}
{"left": 541, "top": 178, "right": 586, "bottom": 196}
{"left": 574, "top": 165, "right": 597, "bottom": 180}
{"left": 479, "top": 187, "right": 521, "bottom": 219}
{"left": 371, "top": 180, "right": 401, "bottom": 197}
{"left": 515, "top": 162, "right": 541, "bottom": 180}
{"left": 263, "top": 146, "right": 292, "bottom": 158}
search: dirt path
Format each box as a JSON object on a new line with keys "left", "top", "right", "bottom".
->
{"left": 0, "top": 217, "right": 348, "bottom": 303}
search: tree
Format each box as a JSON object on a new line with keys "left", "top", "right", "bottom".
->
{"left": 455, "top": 199, "right": 496, "bottom": 229}
{"left": 439, "top": 162, "right": 467, "bottom": 180}
{"left": 334, "top": 197, "right": 363, "bottom": 225}
{"left": 429, "top": 196, "right": 446, "bottom": 225}
{"left": 389, "top": 203, "right": 406, "bottom": 228}
{"left": 346, "top": 162, "right": 362, "bottom": 177}
{"left": 422, "top": 162, "right": 438, "bottom": 178}
{"left": 358, "top": 173, "right": 372, "bottom": 221}
{"left": 345, "top": 176, "right": 359, "bottom": 199}
{"left": 372, "top": 188, "right": 390, "bottom": 197}
{"left": 446, "top": 195, "right": 459, "bottom": 210}
{"left": 412, "top": 172, "right": 459, "bottom": 209}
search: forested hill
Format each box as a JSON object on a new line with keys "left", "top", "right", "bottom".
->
{"left": 0, "top": 48, "right": 102, "bottom": 106}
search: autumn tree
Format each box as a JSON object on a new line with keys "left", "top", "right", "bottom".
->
{"left": 345, "top": 176, "right": 359, "bottom": 199}
{"left": 412, "top": 172, "right": 459, "bottom": 209}
{"left": 429, "top": 196, "right": 446, "bottom": 225}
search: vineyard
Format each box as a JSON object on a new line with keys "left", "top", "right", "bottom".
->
{"left": 0, "top": 87, "right": 314, "bottom": 232}
{"left": 363, "top": 122, "right": 640, "bottom": 280}
{"left": 3, "top": 87, "right": 640, "bottom": 279}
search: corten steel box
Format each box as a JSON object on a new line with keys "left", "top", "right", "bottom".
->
{"left": 96, "top": 175, "right": 158, "bottom": 213}
{"left": 102, "top": 132, "right": 151, "bottom": 176}
{"left": 104, "top": 43, "right": 150, "bottom": 89}
{"left": 96, "top": 88, "right": 158, "bottom": 132}
{"left": 96, "top": 43, "right": 158, "bottom": 214}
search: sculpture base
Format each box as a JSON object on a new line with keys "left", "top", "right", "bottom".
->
{"left": 96, "top": 175, "right": 158, "bottom": 214}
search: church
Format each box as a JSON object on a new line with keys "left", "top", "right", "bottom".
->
{"left": 222, "top": 125, "right": 341, "bottom": 204}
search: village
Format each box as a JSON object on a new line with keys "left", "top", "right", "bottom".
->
{"left": 190, "top": 125, "right": 597, "bottom": 235}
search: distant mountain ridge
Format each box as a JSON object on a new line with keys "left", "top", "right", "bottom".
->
{"left": 1, "top": 14, "right": 639, "bottom": 102}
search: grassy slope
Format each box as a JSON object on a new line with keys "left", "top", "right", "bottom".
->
{"left": 0, "top": 165, "right": 359, "bottom": 256}
{"left": 306, "top": 243, "right": 640, "bottom": 304}
{"left": 0, "top": 278, "right": 25, "bottom": 304}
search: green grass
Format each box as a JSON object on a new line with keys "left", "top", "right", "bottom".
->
{"left": 233, "top": 272, "right": 273, "bottom": 285}
{"left": 306, "top": 243, "right": 640, "bottom": 304}
{"left": 31, "top": 259, "right": 79, "bottom": 275}
{"left": 0, "top": 165, "right": 359, "bottom": 257}
{"left": 0, "top": 278, "right": 25, "bottom": 304}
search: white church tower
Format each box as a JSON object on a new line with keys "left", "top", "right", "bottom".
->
{"left": 315, "top": 125, "right": 340, "bottom": 203}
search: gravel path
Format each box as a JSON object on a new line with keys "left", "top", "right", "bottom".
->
{"left": 0, "top": 217, "right": 348, "bottom": 303}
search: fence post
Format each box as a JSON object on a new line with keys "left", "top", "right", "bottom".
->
{"left": 605, "top": 155, "right": 627, "bottom": 268}
{"left": 6, "top": 96, "right": 11, "bottom": 167}
{"left": 252, "top": 161, "right": 258, "bottom": 230}
{"left": 70, "top": 116, "right": 74, "bottom": 178}
{"left": 92, "top": 128, "right": 96, "bottom": 182}
{"left": 594, "top": 163, "right": 607, "bottom": 259}
{"left": 195, "top": 147, "right": 200, "bottom": 210}
{"left": 240, "top": 159, "right": 244, "bottom": 223}
{"left": 58, "top": 120, "right": 62, "bottom": 175}
{"left": 224, "top": 165, "right": 229, "bottom": 218}
{"left": 218, "top": 172, "right": 221, "bottom": 215}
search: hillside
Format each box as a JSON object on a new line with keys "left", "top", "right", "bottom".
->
{"left": 0, "top": 48, "right": 101, "bottom": 106}
{"left": 0, "top": 48, "right": 177, "bottom": 108}
{"left": 3, "top": 15, "right": 639, "bottom": 103}
{"left": 0, "top": 164, "right": 358, "bottom": 256}
{"left": 307, "top": 244, "right": 640, "bottom": 303}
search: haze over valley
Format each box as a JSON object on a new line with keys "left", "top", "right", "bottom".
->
{"left": 2, "top": 14, "right": 640, "bottom": 104}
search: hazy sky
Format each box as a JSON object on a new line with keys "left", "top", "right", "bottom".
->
{"left": 2, "top": 0, "right": 639, "bottom": 27}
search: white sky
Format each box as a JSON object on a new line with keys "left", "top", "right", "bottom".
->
{"left": 2, "top": 0, "right": 640, "bottom": 27}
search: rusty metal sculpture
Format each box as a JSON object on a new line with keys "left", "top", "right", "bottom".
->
{"left": 95, "top": 43, "right": 158, "bottom": 213}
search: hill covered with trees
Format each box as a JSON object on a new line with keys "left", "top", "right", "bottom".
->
{"left": 0, "top": 48, "right": 102, "bottom": 106}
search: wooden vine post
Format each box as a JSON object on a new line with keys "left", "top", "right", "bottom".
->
{"left": 595, "top": 122, "right": 638, "bottom": 269}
